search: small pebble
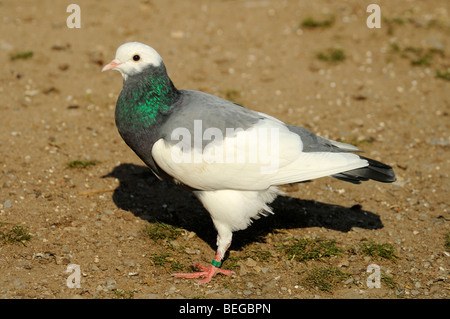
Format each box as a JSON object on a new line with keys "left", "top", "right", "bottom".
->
{"left": 411, "top": 290, "right": 420, "bottom": 296}
{"left": 3, "top": 200, "right": 12, "bottom": 208}
{"left": 105, "top": 278, "right": 117, "bottom": 291}
{"left": 245, "top": 257, "right": 257, "bottom": 267}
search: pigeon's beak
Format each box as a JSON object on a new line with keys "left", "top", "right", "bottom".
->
{"left": 102, "top": 59, "right": 122, "bottom": 72}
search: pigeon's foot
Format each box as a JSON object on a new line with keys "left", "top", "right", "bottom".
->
{"left": 172, "top": 262, "right": 234, "bottom": 285}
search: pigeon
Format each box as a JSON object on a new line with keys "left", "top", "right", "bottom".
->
{"left": 102, "top": 42, "right": 395, "bottom": 284}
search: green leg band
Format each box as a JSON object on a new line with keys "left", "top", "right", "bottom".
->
{"left": 211, "top": 259, "right": 222, "bottom": 267}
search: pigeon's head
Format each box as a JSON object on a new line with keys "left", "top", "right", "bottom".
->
{"left": 102, "top": 42, "right": 163, "bottom": 80}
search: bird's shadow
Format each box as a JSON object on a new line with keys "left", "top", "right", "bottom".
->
{"left": 103, "top": 164, "right": 383, "bottom": 251}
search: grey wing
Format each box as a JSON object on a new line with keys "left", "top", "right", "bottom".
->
{"left": 159, "top": 89, "right": 264, "bottom": 149}
{"left": 286, "top": 125, "right": 395, "bottom": 184}
{"left": 286, "top": 125, "right": 361, "bottom": 153}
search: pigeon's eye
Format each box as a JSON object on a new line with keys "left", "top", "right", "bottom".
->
{"left": 133, "top": 55, "right": 140, "bottom": 61}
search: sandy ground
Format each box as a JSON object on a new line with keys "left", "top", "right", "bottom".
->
{"left": 0, "top": 0, "right": 448, "bottom": 299}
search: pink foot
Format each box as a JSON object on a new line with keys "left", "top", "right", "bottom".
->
{"left": 172, "top": 262, "right": 234, "bottom": 284}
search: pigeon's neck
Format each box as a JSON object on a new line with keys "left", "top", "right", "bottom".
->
{"left": 116, "top": 65, "right": 181, "bottom": 130}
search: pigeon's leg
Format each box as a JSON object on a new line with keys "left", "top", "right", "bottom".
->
{"left": 172, "top": 245, "right": 234, "bottom": 284}
{"left": 172, "top": 227, "right": 234, "bottom": 284}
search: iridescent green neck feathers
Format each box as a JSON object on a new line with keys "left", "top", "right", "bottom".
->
{"left": 116, "top": 64, "right": 180, "bottom": 130}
